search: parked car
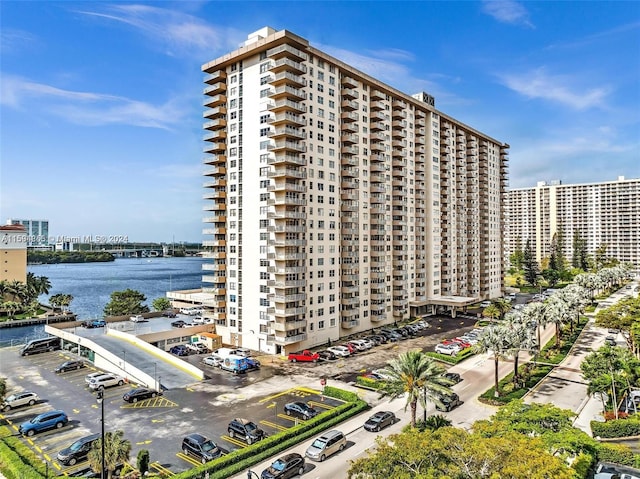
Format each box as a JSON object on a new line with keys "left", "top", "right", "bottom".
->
{"left": 261, "top": 453, "right": 305, "bottom": 479}
{"left": 171, "top": 320, "right": 189, "bottom": 328}
{"left": 181, "top": 433, "right": 222, "bottom": 464}
{"left": 443, "top": 372, "right": 462, "bottom": 383}
{"left": 227, "top": 418, "right": 266, "bottom": 445}
{"left": 350, "top": 339, "right": 372, "bottom": 350}
{"left": 123, "top": 388, "right": 162, "bottom": 403}
{"left": 435, "top": 344, "right": 460, "bottom": 356}
{"left": 284, "top": 401, "right": 318, "bottom": 420}
{"left": 83, "top": 320, "right": 106, "bottom": 328}
{"left": 202, "top": 355, "right": 223, "bottom": 367}
{"left": 88, "top": 374, "right": 125, "bottom": 391}
{"left": 317, "top": 350, "right": 336, "bottom": 361}
{"left": 288, "top": 350, "right": 320, "bottom": 362}
{"left": 305, "top": 429, "right": 346, "bottom": 462}
{"left": 85, "top": 372, "right": 109, "bottom": 385}
{"left": 442, "top": 339, "right": 467, "bottom": 349}
{"left": 327, "top": 345, "right": 350, "bottom": 357}
{"left": 245, "top": 358, "right": 261, "bottom": 370}
{"left": 435, "top": 393, "right": 464, "bottom": 412}
{"left": 162, "top": 310, "right": 177, "bottom": 318}
{"left": 1, "top": 391, "right": 39, "bottom": 411}
{"left": 371, "top": 369, "right": 394, "bottom": 381}
{"left": 343, "top": 342, "right": 359, "bottom": 354}
{"left": 19, "top": 410, "right": 68, "bottom": 437}
{"left": 363, "top": 411, "right": 396, "bottom": 432}
{"left": 233, "top": 348, "right": 252, "bottom": 358}
{"left": 57, "top": 433, "right": 101, "bottom": 466}
{"left": 605, "top": 336, "right": 617, "bottom": 346}
{"left": 170, "top": 345, "right": 190, "bottom": 356}
{"left": 186, "top": 342, "right": 209, "bottom": 354}
{"left": 20, "top": 336, "right": 62, "bottom": 355}
{"left": 130, "top": 315, "right": 144, "bottom": 322}
{"left": 55, "top": 360, "right": 86, "bottom": 373}
{"left": 451, "top": 338, "right": 472, "bottom": 349}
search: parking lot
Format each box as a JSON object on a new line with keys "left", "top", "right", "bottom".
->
{"left": 0, "top": 347, "right": 345, "bottom": 476}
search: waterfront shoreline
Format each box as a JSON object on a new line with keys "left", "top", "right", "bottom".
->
{"left": 0, "top": 313, "right": 77, "bottom": 329}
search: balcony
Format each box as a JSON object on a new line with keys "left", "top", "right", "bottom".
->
{"left": 267, "top": 197, "right": 306, "bottom": 207}
{"left": 341, "top": 319, "right": 359, "bottom": 329}
{"left": 204, "top": 70, "right": 227, "bottom": 84}
{"left": 341, "top": 87, "right": 358, "bottom": 99}
{"left": 341, "top": 99, "right": 359, "bottom": 111}
{"left": 342, "top": 166, "right": 359, "bottom": 178}
{"left": 204, "top": 118, "right": 227, "bottom": 131}
{"left": 270, "top": 71, "right": 306, "bottom": 88}
{"left": 370, "top": 142, "right": 385, "bottom": 153}
{"left": 270, "top": 126, "right": 305, "bottom": 140}
{"left": 370, "top": 110, "right": 386, "bottom": 122}
{"left": 341, "top": 178, "right": 359, "bottom": 189}
{"left": 342, "top": 76, "right": 358, "bottom": 88}
{"left": 273, "top": 333, "right": 307, "bottom": 345}
{"left": 370, "top": 100, "right": 385, "bottom": 111}
{"left": 392, "top": 109, "right": 407, "bottom": 120}
{"left": 268, "top": 99, "right": 306, "bottom": 113}
{"left": 270, "top": 58, "right": 306, "bottom": 74}
{"left": 271, "top": 141, "right": 306, "bottom": 153}
{"left": 204, "top": 82, "right": 226, "bottom": 96}
{"left": 271, "top": 85, "right": 306, "bottom": 101}
{"left": 202, "top": 214, "right": 226, "bottom": 223}
{"left": 270, "top": 319, "right": 307, "bottom": 332}
{"left": 268, "top": 153, "right": 306, "bottom": 166}
{"left": 267, "top": 182, "right": 305, "bottom": 193}
{"left": 203, "top": 106, "right": 227, "bottom": 119}
{"left": 268, "top": 210, "right": 306, "bottom": 220}
{"left": 204, "top": 130, "right": 227, "bottom": 142}
{"left": 272, "top": 112, "right": 305, "bottom": 126}
{"left": 341, "top": 133, "right": 359, "bottom": 144}
{"left": 341, "top": 145, "right": 359, "bottom": 155}
{"left": 203, "top": 94, "right": 226, "bottom": 108}
{"left": 203, "top": 142, "right": 226, "bottom": 154}
{"left": 341, "top": 111, "right": 359, "bottom": 122}
{"left": 370, "top": 120, "right": 385, "bottom": 131}
{"left": 268, "top": 167, "right": 306, "bottom": 179}
{"left": 267, "top": 44, "right": 308, "bottom": 62}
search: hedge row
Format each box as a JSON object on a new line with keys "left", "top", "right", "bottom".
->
{"left": 173, "top": 388, "right": 368, "bottom": 479}
{"left": 591, "top": 416, "right": 640, "bottom": 438}
{"left": 425, "top": 347, "right": 476, "bottom": 364}
{"left": 0, "top": 427, "right": 45, "bottom": 479}
{"left": 596, "top": 442, "right": 638, "bottom": 467}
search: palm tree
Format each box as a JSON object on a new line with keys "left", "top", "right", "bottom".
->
{"left": 493, "top": 298, "right": 513, "bottom": 320}
{"left": 503, "top": 314, "right": 537, "bottom": 385}
{"left": 544, "top": 295, "right": 573, "bottom": 349}
{"left": 421, "top": 414, "right": 452, "bottom": 431}
{"left": 474, "top": 326, "right": 508, "bottom": 397}
{"left": 88, "top": 430, "right": 131, "bottom": 479}
{"left": 520, "top": 301, "right": 547, "bottom": 359}
{"left": 482, "top": 304, "right": 501, "bottom": 323}
{"left": 377, "top": 350, "right": 452, "bottom": 427}
{"left": 37, "top": 275, "right": 51, "bottom": 296}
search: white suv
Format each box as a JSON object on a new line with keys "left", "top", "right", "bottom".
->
{"left": 435, "top": 344, "right": 460, "bottom": 356}
{"left": 89, "top": 374, "right": 125, "bottom": 391}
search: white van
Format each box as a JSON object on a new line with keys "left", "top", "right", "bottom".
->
{"left": 213, "top": 348, "right": 237, "bottom": 359}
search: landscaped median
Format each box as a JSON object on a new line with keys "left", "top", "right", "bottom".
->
{"left": 172, "top": 386, "right": 368, "bottom": 479}
{"left": 0, "top": 425, "right": 48, "bottom": 479}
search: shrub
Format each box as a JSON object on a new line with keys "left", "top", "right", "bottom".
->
{"left": 356, "top": 376, "right": 382, "bottom": 389}
{"left": 137, "top": 449, "right": 150, "bottom": 475}
{"left": 596, "top": 442, "right": 636, "bottom": 466}
{"left": 571, "top": 452, "right": 594, "bottom": 479}
{"left": 425, "top": 347, "right": 475, "bottom": 364}
{"left": 591, "top": 416, "right": 640, "bottom": 438}
{"left": 479, "top": 365, "right": 553, "bottom": 405}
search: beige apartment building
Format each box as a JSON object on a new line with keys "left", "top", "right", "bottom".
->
{"left": 506, "top": 176, "right": 640, "bottom": 267}
{"left": 0, "top": 224, "right": 28, "bottom": 284}
{"left": 178, "top": 27, "right": 509, "bottom": 355}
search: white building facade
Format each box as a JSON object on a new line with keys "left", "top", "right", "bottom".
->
{"left": 196, "top": 27, "right": 509, "bottom": 355}
{"left": 506, "top": 176, "right": 640, "bottom": 267}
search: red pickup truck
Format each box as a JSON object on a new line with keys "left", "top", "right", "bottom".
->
{"left": 288, "top": 350, "right": 320, "bottom": 363}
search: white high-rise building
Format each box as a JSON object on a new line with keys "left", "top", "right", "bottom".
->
{"left": 187, "top": 27, "right": 509, "bottom": 355}
{"left": 6, "top": 218, "right": 49, "bottom": 247}
{"left": 506, "top": 176, "right": 640, "bottom": 267}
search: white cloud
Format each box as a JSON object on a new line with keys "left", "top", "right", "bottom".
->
{"left": 499, "top": 68, "right": 611, "bottom": 110}
{"left": 0, "top": 74, "right": 189, "bottom": 129}
{"left": 75, "top": 4, "right": 243, "bottom": 57}
{"left": 482, "top": 0, "right": 534, "bottom": 28}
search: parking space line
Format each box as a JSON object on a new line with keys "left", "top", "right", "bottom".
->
{"left": 259, "top": 420, "right": 288, "bottom": 431}
{"left": 121, "top": 397, "right": 177, "bottom": 409}
{"left": 277, "top": 413, "right": 307, "bottom": 424}
{"left": 150, "top": 461, "right": 174, "bottom": 477}
{"left": 220, "top": 435, "right": 248, "bottom": 448}
{"left": 258, "top": 387, "right": 299, "bottom": 403}
{"left": 176, "top": 452, "right": 201, "bottom": 466}
{"left": 308, "top": 400, "right": 334, "bottom": 409}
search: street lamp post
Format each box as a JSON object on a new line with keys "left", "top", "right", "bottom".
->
{"left": 96, "top": 390, "right": 106, "bottom": 479}
{"left": 247, "top": 470, "right": 260, "bottom": 479}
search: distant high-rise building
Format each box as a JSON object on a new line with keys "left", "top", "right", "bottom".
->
{"left": 506, "top": 176, "right": 640, "bottom": 267}
{"left": 6, "top": 218, "right": 49, "bottom": 247}
{"left": 170, "top": 27, "right": 509, "bottom": 354}
{"left": 0, "top": 224, "right": 28, "bottom": 283}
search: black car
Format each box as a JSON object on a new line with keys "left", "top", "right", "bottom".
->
{"left": 181, "top": 433, "right": 222, "bottom": 464}
{"left": 261, "top": 453, "right": 305, "bottom": 479}
{"left": 55, "top": 360, "right": 86, "bottom": 373}
{"left": 284, "top": 401, "right": 318, "bottom": 420}
{"left": 435, "top": 393, "right": 464, "bottom": 412}
{"left": 170, "top": 345, "right": 190, "bottom": 356}
{"left": 171, "top": 320, "right": 188, "bottom": 328}
{"left": 57, "top": 433, "right": 100, "bottom": 466}
{"left": 227, "top": 418, "right": 266, "bottom": 445}
{"left": 317, "top": 350, "right": 336, "bottom": 361}
{"left": 123, "top": 388, "right": 162, "bottom": 403}
{"left": 363, "top": 411, "right": 396, "bottom": 432}
{"left": 162, "top": 310, "right": 177, "bottom": 318}
{"left": 443, "top": 372, "right": 462, "bottom": 383}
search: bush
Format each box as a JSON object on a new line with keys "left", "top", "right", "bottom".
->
{"left": 591, "top": 416, "right": 640, "bottom": 438}
{"left": 425, "top": 347, "right": 475, "bottom": 364}
{"left": 571, "top": 452, "right": 594, "bottom": 479}
{"left": 596, "top": 442, "right": 636, "bottom": 466}
{"left": 479, "top": 365, "right": 553, "bottom": 405}
{"left": 137, "top": 449, "right": 150, "bottom": 475}
{"left": 355, "top": 376, "right": 382, "bottom": 390}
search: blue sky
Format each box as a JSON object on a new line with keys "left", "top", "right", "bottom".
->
{"left": 1, "top": 1, "right": 639, "bottom": 243}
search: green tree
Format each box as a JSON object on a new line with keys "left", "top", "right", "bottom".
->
{"left": 377, "top": 350, "right": 452, "bottom": 428}
{"left": 152, "top": 297, "right": 172, "bottom": 312}
{"left": 510, "top": 237, "right": 525, "bottom": 270}
{"left": 137, "top": 449, "right": 150, "bottom": 475}
{"left": 418, "top": 414, "right": 451, "bottom": 432}
{"left": 474, "top": 327, "right": 508, "bottom": 397}
{"left": 595, "top": 296, "right": 640, "bottom": 353}
{"left": 103, "top": 289, "right": 150, "bottom": 316}
{"left": 523, "top": 238, "right": 539, "bottom": 286}
{"left": 572, "top": 230, "right": 589, "bottom": 270}
{"left": 482, "top": 303, "right": 501, "bottom": 322}
{"left": 87, "top": 430, "right": 131, "bottom": 479}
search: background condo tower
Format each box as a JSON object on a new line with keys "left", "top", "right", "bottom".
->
{"left": 197, "top": 27, "right": 509, "bottom": 355}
